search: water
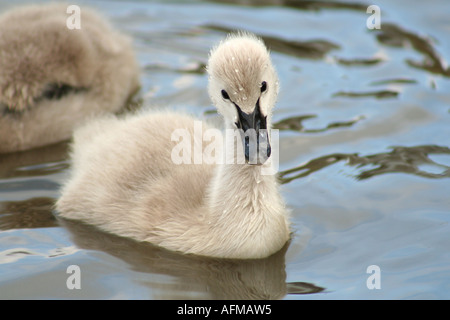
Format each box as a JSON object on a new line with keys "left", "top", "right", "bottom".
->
{"left": 1, "top": 0, "right": 449, "bottom": 299}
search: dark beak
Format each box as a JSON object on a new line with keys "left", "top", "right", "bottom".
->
{"left": 234, "top": 99, "right": 271, "bottom": 165}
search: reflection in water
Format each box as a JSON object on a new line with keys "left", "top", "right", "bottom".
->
{"left": 274, "top": 115, "right": 317, "bottom": 132}
{"left": 0, "top": 196, "right": 324, "bottom": 298}
{"left": 144, "top": 61, "right": 207, "bottom": 75}
{"left": 204, "top": 0, "right": 368, "bottom": 12}
{"left": 332, "top": 90, "right": 399, "bottom": 99}
{"left": 279, "top": 153, "right": 350, "bottom": 184}
{"left": 0, "top": 142, "right": 67, "bottom": 229}
{"left": 350, "top": 145, "right": 450, "bottom": 180}
{"left": 0, "top": 0, "right": 448, "bottom": 299}
{"left": 0, "top": 197, "right": 57, "bottom": 230}
{"left": 335, "top": 57, "right": 384, "bottom": 66}
{"left": 0, "top": 141, "right": 69, "bottom": 179}
{"left": 119, "top": 85, "right": 144, "bottom": 115}
{"left": 59, "top": 218, "right": 324, "bottom": 299}
{"left": 283, "top": 0, "right": 367, "bottom": 11}
{"left": 286, "top": 282, "right": 324, "bottom": 294}
{"left": 370, "top": 78, "right": 417, "bottom": 86}
{"left": 204, "top": 7, "right": 450, "bottom": 77}
{"left": 274, "top": 114, "right": 365, "bottom": 133}
{"left": 204, "top": 25, "right": 340, "bottom": 60}
{"left": 374, "top": 23, "right": 450, "bottom": 77}
{"left": 279, "top": 145, "right": 450, "bottom": 184}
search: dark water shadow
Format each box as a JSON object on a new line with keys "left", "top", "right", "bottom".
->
{"left": 203, "top": 24, "right": 340, "bottom": 60}
{"left": 369, "top": 78, "right": 418, "bottom": 86}
{"left": 203, "top": 0, "right": 368, "bottom": 12}
{"left": 335, "top": 57, "right": 384, "bottom": 67}
{"left": 279, "top": 145, "right": 450, "bottom": 184}
{"left": 119, "top": 85, "right": 144, "bottom": 115}
{"left": 0, "top": 142, "right": 68, "bottom": 230}
{"left": 0, "top": 197, "right": 58, "bottom": 230}
{"left": 374, "top": 23, "right": 450, "bottom": 77}
{"left": 58, "top": 218, "right": 324, "bottom": 299}
{"left": 0, "top": 194, "right": 325, "bottom": 298}
{"left": 0, "top": 193, "right": 325, "bottom": 298}
{"left": 0, "top": 141, "right": 69, "bottom": 179}
{"left": 143, "top": 62, "right": 207, "bottom": 75}
{"left": 274, "top": 114, "right": 365, "bottom": 133}
{"left": 332, "top": 90, "right": 399, "bottom": 99}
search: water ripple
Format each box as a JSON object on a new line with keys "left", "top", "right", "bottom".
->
{"left": 279, "top": 145, "right": 450, "bottom": 184}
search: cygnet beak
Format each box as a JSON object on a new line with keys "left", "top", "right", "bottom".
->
{"left": 234, "top": 99, "right": 271, "bottom": 165}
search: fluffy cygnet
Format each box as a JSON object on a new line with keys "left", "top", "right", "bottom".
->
{"left": 56, "top": 32, "right": 290, "bottom": 259}
{"left": 0, "top": 3, "right": 140, "bottom": 153}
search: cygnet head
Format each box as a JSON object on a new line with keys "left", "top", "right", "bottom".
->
{"left": 207, "top": 32, "right": 279, "bottom": 165}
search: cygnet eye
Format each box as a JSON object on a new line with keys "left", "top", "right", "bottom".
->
{"left": 221, "top": 89, "right": 230, "bottom": 100}
{"left": 260, "top": 81, "right": 267, "bottom": 93}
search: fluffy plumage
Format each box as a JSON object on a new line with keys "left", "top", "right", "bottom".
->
{"left": 56, "top": 33, "right": 290, "bottom": 259}
{"left": 0, "top": 3, "right": 140, "bottom": 153}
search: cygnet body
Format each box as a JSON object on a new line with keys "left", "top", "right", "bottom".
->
{"left": 0, "top": 3, "right": 140, "bottom": 153}
{"left": 56, "top": 33, "right": 290, "bottom": 259}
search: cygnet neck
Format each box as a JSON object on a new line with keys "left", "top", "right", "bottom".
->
{"left": 207, "top": 117, "right": 280, "bottom": 220}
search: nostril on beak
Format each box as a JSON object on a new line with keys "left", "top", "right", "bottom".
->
{"left": 243, "top": 129, "right": 271, "bottom": 165}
